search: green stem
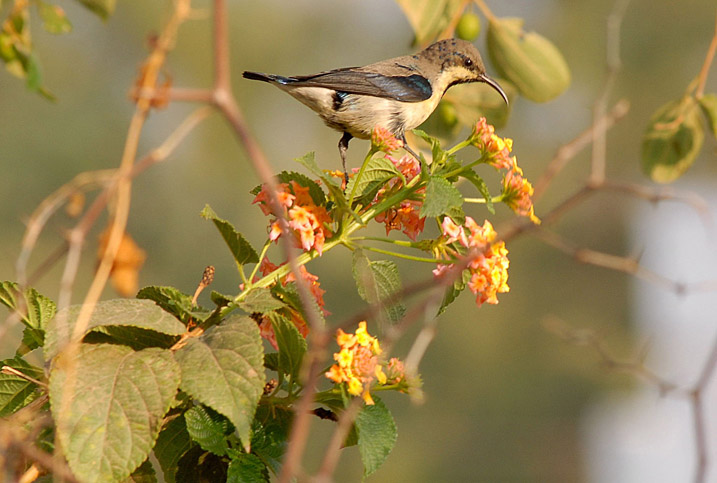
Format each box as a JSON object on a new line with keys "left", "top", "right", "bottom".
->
{"left": 347, "top": 148, "right": 378, "bottom": 208}
{"left": 359, "top": 245, "right": 441, "bottom": 263}
{"left": 464, "top": 195, "right": 503, "bottom": 204}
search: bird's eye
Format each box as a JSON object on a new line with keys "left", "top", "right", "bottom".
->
{"left": 464, "top": 57, "right": 473, "bottom": 67}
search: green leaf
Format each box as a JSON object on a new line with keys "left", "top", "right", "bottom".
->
{"left": 269, "top": 312, "right": 307, "bottom": 380}
{"left": 420, "top": 176, "right": 463, "bottom": 218}
{"left": 0, "top": 281, "right": 56, "bottom": 332}
{"left": 0, "top": 356, "right": 44, "bottom": 417}
{"left": 277, "top": 171, "right": 327, "bottom": 207}
{"left": 75, "top": 0, "right": 116, "bottom": 20}
{"left": 352, "top": 250, "right": 406, "bottom": 326}
{"left": 698, "top": 93, "right": 717, "bottom": 138}
{"left": 238, "top": 287, "right": 286, "bottom": 313}
{"left": 154, "top": 414, "right": 192, "bottom": 483}
{"left": 272, "top": 281, "right": 326, "bottom": 328}
{"left": 174, "top": 316, "right": 265, "bottom": 450}
{"left": 395, "top": 0, "right": 464, "bottom": 46}
{"left": 44, "top": 299, "right": 186, "bottom": 361}
{"left": 462, "top": 171, "right": 495, "bottom": 214}
{"left": 413, "top": 129, "right": 447, "bottom": 164}
{"left": 250, "top": 413, "right": 289, "bottom": 474}
{"left": 437, "top": 268, "right": 471, "bottom": 315}
{"left": 201, "top": 205, "right": 260, "bottom": 267}
{"left": 126, "top": 460, "right": 157, "bottom": 483}
{"left": 38, "top": 2, "right": 72, "bottom": 34}
{"left": 346, "top": 156, "right": 402, "bottom": 200}
{"left": 49, "top": 345, "right": 180, "bottom": 483}
{"left": 356, "top": 397, "right": 397, "bottom": 477}
{"left": 642, "top": 97, "right": 705, "bottom": 183}
{"left": 185, "top": 405, "right": 230, "bottom": 456}
{"left": 227, "top": 454, "right": 267, "bottom": 483}
{"left": 487, "top": 17, "right": 571, "bottom": 103}
{"left": 137, "top": 285, "right": 210, "bottom": 323}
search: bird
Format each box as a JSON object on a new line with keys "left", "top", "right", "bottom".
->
{"left": 243, "top": 38, "right": 508, "bottom": 176}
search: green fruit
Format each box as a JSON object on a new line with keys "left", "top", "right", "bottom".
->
{"left": 456, "top": 12, "right": 481, "bottom": 41}
{"left": 439, "top": 102, "right": 458, "bottom": 127}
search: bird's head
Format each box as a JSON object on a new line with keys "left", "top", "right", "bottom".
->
{"left": 419, "top": 39, "right": 508, "bottom": 105}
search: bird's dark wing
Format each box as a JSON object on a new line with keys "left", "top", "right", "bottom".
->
{"left": 284, "top": 68, "right": 433, "bottom": 102}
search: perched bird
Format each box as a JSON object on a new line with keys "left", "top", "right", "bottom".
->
{"left": 243, "top": 38, "right": 508, "bottom": 175}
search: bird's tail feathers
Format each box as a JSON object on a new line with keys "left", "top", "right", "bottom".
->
{"left": 242, "top": 71, "right": 293, "bottom": 85}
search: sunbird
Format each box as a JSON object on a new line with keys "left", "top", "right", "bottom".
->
{"left": 243, "top": 38, "right": 508, "bottom": 174}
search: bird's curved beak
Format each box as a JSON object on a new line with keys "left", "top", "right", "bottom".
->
{"left": 479, "top": 74, "right": 509, "bottom": 106}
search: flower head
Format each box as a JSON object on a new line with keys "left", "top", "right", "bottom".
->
{"left": 253, "top": 180, "right": 332, "bottom": 254}
{"left": 371, "top": 126, "right": 403, "bottom": 153}
{"left": 434, "top": 216, "right": 510, "bottom": 307}
{"left": 501, "top": 165, "right": 541, "bottom": 224}
{"left": 325, "top": 321, "right": 392, "bottom": 405}
{"left": 372, "top": 154, "right": 426, "bottom": 240}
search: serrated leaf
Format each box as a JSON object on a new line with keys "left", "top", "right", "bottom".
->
{"left": 413, "top": 128, "right": 446, "bottom": 164}
{"left": 272, "top": 282, "right": 326, "bottom": 328}
{"left": 185, "top": 405, "right": 230, "bottom": 456}
{"left": 137, "top": 285, "right": 210, "bottom": 323}
{"left": 38, "top": 2, "right": 72, "bottom": 34}
{"left": 462, "top": 171, "right": 495, "bottom": 214}
{"left": 437, "top": 268, "right": 471, "bottom": 315}
{"left": 420, "top": 176, "right": 463, "bottom": 218}
{"left": 0, "top": 356, "right": 44, "bottom": 417}
{"left": 269, "top": 312, "right": 306, "bottom": 380}
{"left": 201, "top": 205, "right": 259, "bottom": 267}
{"left": 238, "top": 287, "right": 286, "bottom": 313}
{"left": 250, "top": 412, "right": 289, "bottom": 474}
{"left": 126, "top": 460, "right": 157, "bottom": 483}
{"left": 154, "top": 414, "right": 192, "bottom": 483}
{"left": 395, "top": 0, "right": 464, "bottom": 46}
{"left": 642, "top": 97, "right": 704, "bottom": 183}
{"left": 174, "top": 316, "right": 265, "bottom": 450}
{"left": 75, "top": 0, "right": 116, "bottom": 20}
{"left": 277, "top": 171, "right": 327, "bottom": 207}
{"left": 698, "top": 93, "right": 717, "bottom": 138}
{"left": 352, "top": 250, "right": 406, "bottom": 326}
{"left": 44, "top": 299, "right": 186, "bottom": 361}
{"left": 18, "top": 326, "right": 44, "bottom": 355}
{"left": 49, "top": 345, "right": 180, "bottom": 483}
{"left": 347, "top": 156, "right": 402, "bottom": 200}
{"left": 356, "top": 397, "right": 397, "bottom": 477}
{"left": 487, "top": 17, "right": 571, "bottom": 103}
{"left": 0, "top": 281, "right": 56, "bottom": 332}
{"left": 227, "top": 453, "right": 267, "bottom": 483}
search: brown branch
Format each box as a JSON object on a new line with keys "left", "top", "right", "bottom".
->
{"left": 543, "top": 317, "right": 677, "bottom": 394}
{"left": 690, "top": 334, "right": 717, "bottom": 483}
{"left": 532, "top": 99, "right": 630, "bottom": 201}
{"left": 695, "top": 11, "right": 717, "bottom": 98}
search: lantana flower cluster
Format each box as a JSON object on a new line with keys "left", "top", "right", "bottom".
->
{"left": 369, "top": 127, "right": 426, "bottom": 240}
{"left": 325, "top": 321, "right": 406, "bottom": 405}
{"left": 373, "top": 154, "right": 426, "bottom": 240}
{"left": 470, "top": 118, "right": 540, "bottom": 224}
{"left": 253, "top": 180, "right": 332, "bottom": 255}
{"left": 434, "top": 216, "right": 510, "bottom": 306}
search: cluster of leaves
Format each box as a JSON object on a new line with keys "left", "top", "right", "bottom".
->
{"left": 397, "top": 0, "right": 571, "bottom": 134}
{"left": 642, "top": 89, "right": 717, "bottom": 183}
{"left": 0, "top": 0, "right": 114, "bottom": 98}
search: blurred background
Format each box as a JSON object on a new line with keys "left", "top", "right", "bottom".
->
{"left": 1, "top": 0, "right": 716, "bottom": 481}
